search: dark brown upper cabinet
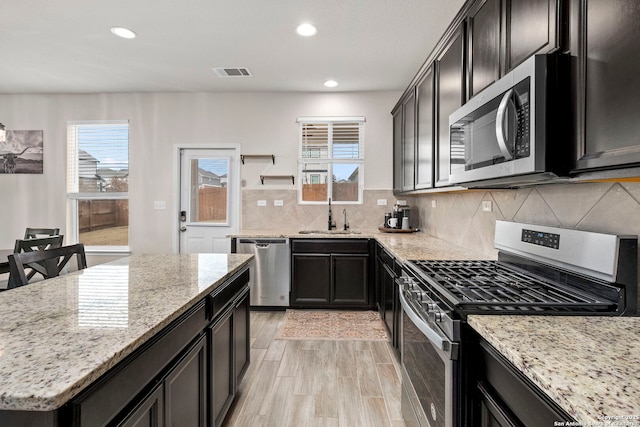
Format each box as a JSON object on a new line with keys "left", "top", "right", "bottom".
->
{"left": 468, "top": 0, "right": 564, "bottom": 98}
{"left": 571, "top": 0, "right": 640, "bottom": 172}
{"left": 392, "top": 107, "right": 403, "bottom": 193}
{"left": 435, "top": 24, "right": 466, "bottom": 188}
{"left": 506, "top": 0, "right": 564, "bottom": 71}
{"left": 402, "top": 89, "right": 417, "bottom": 192}
{"left": 467, "top": 0, "right": 501, "bottom": 98}
{"left": 392, "top": 92, "right": 416, "bottom": 193}
{"left": 415, "top": 66, "right": 435, "bottom": 190}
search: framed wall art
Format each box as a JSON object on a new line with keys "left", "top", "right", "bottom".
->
{"left": 0, "top": 130, "right": 43, "bottom": 174}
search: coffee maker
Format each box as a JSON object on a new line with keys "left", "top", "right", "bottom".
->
{"left": 385, "top": 204, "right": 411, "bottom": 229}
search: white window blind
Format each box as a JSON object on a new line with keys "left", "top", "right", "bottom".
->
{"left": 67, "top": 121, "right": 129, "bottom": 196}
{"left": 297, "top": 117, "right": 365, "bottom": 204}
{"left": 67, "top": 120, "right": 130, "bottom": 249}
{"left": 298, "top": 117, "right": 364, "bottom": 160}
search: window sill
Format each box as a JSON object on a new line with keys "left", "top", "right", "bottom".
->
{"left": 85, "top": 246, "right": 131, "bottom": 256}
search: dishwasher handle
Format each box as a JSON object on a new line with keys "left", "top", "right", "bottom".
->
{"left": 237, "top": 238, "right": 289, "bottom": 245}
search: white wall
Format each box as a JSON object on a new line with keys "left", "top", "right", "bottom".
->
{"left": 0, "top": 91, "right": 399, "bottom": 253}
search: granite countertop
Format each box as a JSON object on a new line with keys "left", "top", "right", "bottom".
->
{"left": 468, "top": 315, "right": 640, "bottom": 424}
{"left": 0, "top": 253, "right": 252, "bottom": 411}
{"left": 229, "top": 229, "right": 493, "bottom": 262}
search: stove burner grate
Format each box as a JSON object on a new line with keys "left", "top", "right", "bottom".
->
{"left": 406, "top": 260, "right": 617, "bottom": 313}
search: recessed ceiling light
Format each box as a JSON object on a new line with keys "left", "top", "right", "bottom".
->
{"left": 111, "top": 26, "right": 137, "bottom": 39}
{"left": 324, "top": 80, "right": 338, "bottom": 88}
{"left": 296, "top": 23, "right": 317, "bottom": 37}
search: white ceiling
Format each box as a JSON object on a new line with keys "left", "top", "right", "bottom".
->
{"left": 0, "top": 0, "right": 465, "bottom": 94}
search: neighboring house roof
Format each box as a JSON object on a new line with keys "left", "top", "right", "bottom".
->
{"left": 199, "top": 168, "right": 220, "bottom": 180}
{"left": 348, "top": 168, "right": 359, "bottom": 182}
{"left": 97, "top": 167, "right": 129, "bottom": 179}
{"left": 78, "top": 149, "right": 99, "bottom": 163}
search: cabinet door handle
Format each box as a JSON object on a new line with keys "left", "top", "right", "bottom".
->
{"left": 496, "top": 88, "right": 515, "bottom": 161}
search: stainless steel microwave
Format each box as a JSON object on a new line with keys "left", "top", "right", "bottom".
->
{"left": 448, "top": 55, "right": 572, "bottom": 187}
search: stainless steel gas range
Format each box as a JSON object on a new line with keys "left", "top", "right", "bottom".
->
{"left": 399, "top": 220, "right": 637, "bottom": 427}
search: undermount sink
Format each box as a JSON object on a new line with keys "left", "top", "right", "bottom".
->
{"left": 298, "top": 230, "right": 361, "bottom": 235}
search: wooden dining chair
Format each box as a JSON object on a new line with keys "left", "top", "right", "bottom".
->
{"left": 14, "top": 235, "right": 64, "bottom": 253}
{"left": 11, "top": 235, "right": 65, "bottom": 283}
{"left": 7, "top": 244, "right": 87, "bottom": 289}
{"left": 24, "top": 227, "right": 60, "bottom": 239}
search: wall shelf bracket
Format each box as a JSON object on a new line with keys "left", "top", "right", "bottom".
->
{"left": 241, "top": 154, "right": 275, "bottom": 164}
{"left": 260, "top": 175, "right": 294, "bottom": 185}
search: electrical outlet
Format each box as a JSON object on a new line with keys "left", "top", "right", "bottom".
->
{"left": 153, "top": 201, "right": 166, "bottom": 210}
{"left": 432, "top": 200, "right": 437, "bottom": 208}
{"left": 274, "top": 200, "right": 284, "bottom": 206}
{"left": 396, "top": 200, "right": 407, "bottom": 206}
{"left": 377, "top": 199, "right": 387, "bottom": 206}
{"left": 482, "top": 201, "right": 492, "bottom": 212}
{"left": 257, "top": 200, "right": 267, "bottom": 207}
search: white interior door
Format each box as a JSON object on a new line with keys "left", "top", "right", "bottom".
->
{"left": 179, "top": 147, "right": 240, "bottom": 253}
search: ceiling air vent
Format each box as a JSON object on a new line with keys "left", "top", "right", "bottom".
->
{"left": 213, "top": 67, "right": 252, "bottom": 77}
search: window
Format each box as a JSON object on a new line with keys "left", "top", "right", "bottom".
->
{"left": 67, "top": 121, "right": 129, "bottom": 249}
{"left": 298, "top": 116, "right": 364, "bottom": 204}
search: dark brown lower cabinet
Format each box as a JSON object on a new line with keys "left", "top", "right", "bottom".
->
{"left": 375, "top": 244, "right": 400, "bottom": 355}
{"left": 116, "top": 385, "right": 164, "bottom": 427}
{"left": 291, "top": 253, "right": 332, "bottom": 305}
{"left": 164, "top": 335, "right": 207, "bottom": 427}
{"left": 469, "top": 334, "right": 574, "bottom": 426}
{"left": 118, "top": 334, "right": 207, "bottom": 427}
{"left": 290, "top": 239, "right": 373, "bottom": 308}
{"left": 233, "top": 289, "right": 250, "bottom": 385}
{"left": 332, "top": 254, "right": 369, "bottom": 305}
{"left": 210, "top": 287, "right": 250, "bottom": 427}
{"left": 210, "top": 308, "right": 233, "bottom": 426}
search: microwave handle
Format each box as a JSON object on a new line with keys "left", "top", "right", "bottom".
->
{"left": 495, "top": 89, "right": 514, "bottom": 161}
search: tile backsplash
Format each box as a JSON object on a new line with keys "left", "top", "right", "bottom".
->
{"left": 408, "top": 181, "right": 640, "bottom": 258}
{"left": 243, "top": 182, "right": 640, "bottom": 255}
{"left": 242, "top": 189, "right": 396, "bottom": 231}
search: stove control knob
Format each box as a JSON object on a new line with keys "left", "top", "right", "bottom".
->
{"left": 433, "top": 311, "right": 443, "bottom": 322}
{"left": 426, "top": 303, "right": 438, "bottom": 312}
{"left": 399, "top": 277, "right": 412, "bottom": 290}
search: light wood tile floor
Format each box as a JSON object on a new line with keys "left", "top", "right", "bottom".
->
{"left": 223, "top": 310, "right": 406, "bottom": 427}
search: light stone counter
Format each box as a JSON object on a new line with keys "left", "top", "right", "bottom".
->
{"left": 229, "top": 229, "right": 493, "bottom": 262}
{"left": 468, "top": 315, "right": 640, "bottom": 424}
{"left": 0, "top": 253, "right": 252, "bottom": 411}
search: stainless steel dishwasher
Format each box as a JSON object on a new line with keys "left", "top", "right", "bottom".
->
{"left": 236, "top": 238, "right": 290, "bottom": 307}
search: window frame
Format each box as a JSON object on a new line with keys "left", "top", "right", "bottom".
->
{"left": 67, "top": 120, "right": 130, "bottom": 253}
{"left": 297, "top": 116, "right": 365, "bottom": 205}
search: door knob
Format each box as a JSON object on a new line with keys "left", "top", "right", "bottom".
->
{"left": 180, "top": 226, "right": 187, "bottom": 232}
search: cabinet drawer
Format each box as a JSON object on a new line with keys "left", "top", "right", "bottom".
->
{"left": 378, "top": 246, "right": 394, "bottom": 266}
{"left": 291, "top": 239, "right": 369, "bottom": 254}
{"left": 209, "top": 268, "right": 250, "bottom": 319}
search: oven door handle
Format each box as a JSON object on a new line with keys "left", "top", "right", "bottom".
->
{"left": 399, "top": 288, "right": 454, "bottom": 358}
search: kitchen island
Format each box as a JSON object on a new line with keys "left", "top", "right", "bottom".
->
{"left": 0, "top": 253, "right": 252, "bottom": 426}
